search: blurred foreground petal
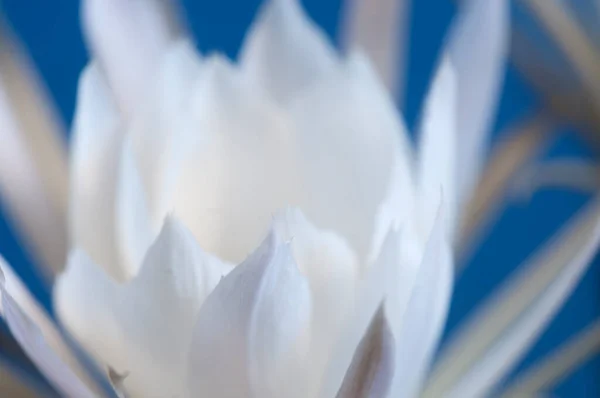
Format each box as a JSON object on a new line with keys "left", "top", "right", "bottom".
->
{"left": 0, "top": 258, "right": 102, "bottom": 397}
{"left": 0, "top": 20, "right": 68, "bottom": 276}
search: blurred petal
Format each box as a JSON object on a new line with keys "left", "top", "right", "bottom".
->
{"left": 69, "top": 63, "right": 124, "bottom": 280}
{"left": 447, "top": 0, "right": 509, "bottom": 215}
{"left": 168, "top": 56, "right": 302, "bottom": 263}
{"left": 0, "top": 21, "right": 68, "bottom": 275}
{"left": 416, "top": 56, "right": 457, "bottom": 239}
{"left": 368, "top": 156, "right": 417, "bottom": 264}
{"left": 340, "top": 0, "right": 410, "bottom": 100}
{"left": 0, "top": 258, "right": 110, "bottom": 396}
{"left": 81, "top": 0, "right": 182, "bottom": 115}
{"left": 424, "top": 196, "right": 600, "bottom": 397}
{"left": 274, "top": 208, "right": 359, "bottom": 395}
{"left": 0, "top": 278, "right": 94, "bottom": 397}
{"left": 0, "top": 258, "right": 101, "bottom": 397}
{"left": 240, "top": 0, "right": 337, "bottom": 103}
{"left": 128, "top": 39, "right": 203, "bottom": 232}
{"left": 390, "top": 203, "right": 453, "bottom": 397}
{"left": 188, "top": 228, "right": 311, "bottom": 398}
{"left": 335, "top": 304, "right": 395, "bottom": 398}
{"left": 115, "top": 137, "right": 154, "bottom": 277}
{"left": 289, "top": 52, "right": 413, "bottom": 261}
{"left": 55, "top": 218, "right": 232, "bottom": 398}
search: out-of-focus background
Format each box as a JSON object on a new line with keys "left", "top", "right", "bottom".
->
{"left": 0, "top": 0, "right": 598, "bottom": 395}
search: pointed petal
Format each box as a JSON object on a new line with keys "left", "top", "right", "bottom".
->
{"left": 416, "top": 56, "right": 457, "bottom": 239}
{"left": 55, "top": 218, "right": 232, "bottom": 398}
{"left": 69, "top": 63, "right": 124, "bottom": 280}
{"left": 368, "top": 155, "right": 417, "bottom": 264}
{"left": 424, "top": 196, "right": 600, "bottom": 397}
{"left": 128, "top": 39, "right": 203, "bottom": 233}
{"left": 335, "top": 304, "right": 395, "bottom": 398}
{"left": 0, "top": 21, "right": 68, "bottom": 275}
{"left": 320, "top": 228, "right": 404, "bottom": 398}
{"left": 390, "top": 203, "right": 453, "bottom": 397}
{"left": 289, "top": 52, "right": 413, "bottom": 262}
{"left": 340, "top": 0, "right": 410, "bottom": 100}
{"left": 81, "top": 0, "right": 182, "bottom": 115}
{"left": 240, "top": 0, "right": 337, "bottom": 103}
{"left": 188, "top": 228, "right": 311, "bottom": 398}
{"left": 447, "top": 0, "right": 509, "bottom": 214}
{"left": 274, "top": 208, "right": 359, "bottom": 396}
{"left": 166, "top": 56, "right": 302, "bottom": 264}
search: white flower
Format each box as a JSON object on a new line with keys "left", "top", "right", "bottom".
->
{"left": 0, "top": 0, "right": 599, "bottom": 398}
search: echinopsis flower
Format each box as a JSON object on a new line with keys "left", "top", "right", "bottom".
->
{"left": 0, "top": 0, "right": 599, "bottom": 397}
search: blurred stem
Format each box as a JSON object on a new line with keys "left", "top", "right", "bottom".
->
{"left": 340, "top": 0, "right": 410, "bottom": 105}
{"left": 512, "top": 159, "right": 600, "bottom": 198}
{"left": 522, "top": 0, "right": 600, "bottom": 117}
{"left": 501, "top": 319, "right": 600, "bottom": 396}
{"left": 457, "top": 114, "right": 551, "bottom": 267}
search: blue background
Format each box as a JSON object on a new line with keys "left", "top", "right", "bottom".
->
{"left": 0, "top": 0, "right": 598, "bottom": 395}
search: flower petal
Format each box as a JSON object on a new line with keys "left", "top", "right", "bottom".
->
{"left": 319, "top": 228, "right": 402, "bottom": 398}
{"left": 447, "top": 0, "right": 509, "bottom": 213}
{"left": 167, "top": 56, "right": 302, "bottom": 263}
{"left": 0, "top": 275, "right": 94, "bottom": 397}
{"left": 239, "top": 0, "right": 337, "bottom": 103}
{"left": 335, "top": 304, "right": 395, "bottom": 398}
{"left": 274, "top": 208, "right": 359, "bottom": 396}
{"left": 187, "top": 227, "right": 311, "bottom": 398}
{"left": 424, "top": 196, "right": 600, "bottom": 397}
{"left": 0, "top": 22, "right": 68, "bottom": 275}
{"left": 81, "top": 0, "right": 182, "bottom": 116}
{"left": 416, "top": 56, "right": 457, "bottom": 239}
{"left": 69, "top": 63, "right": 124, "bottom": 280}
{"left": 288, "top": 52, "right": 413, "bottom": 262}
{"left": 127, "top": 39, "right": 203, "bottom": 233}
{"left": 114, "top": 136, "right": 154, "bottom": 278}
{"left": 55, "top": 217, "right": 232, "bottom": 398}
{"left": 390, "top": 203, "right": 453, "bottom": 398}
{"left": 0, "top": 258, "right": 109, "bottom": 397}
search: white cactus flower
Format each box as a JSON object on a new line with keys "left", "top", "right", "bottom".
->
{"left": 0, "top": 0, "right": 599, "bottom": 397}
